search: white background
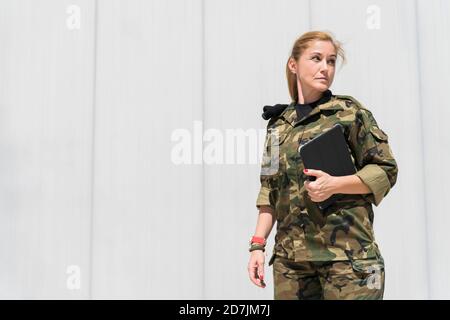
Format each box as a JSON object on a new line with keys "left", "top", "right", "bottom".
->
{"left": 0, "top": 0, "right": 449, "bottom": 299}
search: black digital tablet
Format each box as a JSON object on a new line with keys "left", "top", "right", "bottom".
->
{"left": 298, "top": 123, "right": 357, "bottom": 210}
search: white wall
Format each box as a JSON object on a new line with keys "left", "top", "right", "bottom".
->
{"left": 0, "top": 0, "right": 448, "bottom": 299}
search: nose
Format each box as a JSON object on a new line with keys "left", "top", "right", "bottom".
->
{"left": 320, "top": 58, "right": 328, "bottom": 72}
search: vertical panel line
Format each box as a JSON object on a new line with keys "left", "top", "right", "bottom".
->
{"left": 308, "top": 0, "right": 312, "bottom": 30}
{"left": 414, "top": 0, "right": 431, "bottom": 299}
{"left": 88, "top": 0, "right": 99, "bottom": 300}
{"left": 201, "top": 0, "right": 206, "bottom": 300}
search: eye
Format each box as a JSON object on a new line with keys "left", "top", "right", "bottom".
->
{"left": 311, "top": 55, "right": 321, "bottom": 62}
{"left": 328, "top": 59, "right": 336, "bottom": 66}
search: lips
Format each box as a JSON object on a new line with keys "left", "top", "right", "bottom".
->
{"left": 316, "top": 78, "right": 328, "bottom": 81}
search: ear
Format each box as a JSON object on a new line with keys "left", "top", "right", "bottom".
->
{"left": 288, "top": 57, "right": 297, "bottom": 74}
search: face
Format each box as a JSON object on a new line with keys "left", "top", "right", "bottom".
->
{"left": 288, "top": 40, "right": 337, "bottom": 93}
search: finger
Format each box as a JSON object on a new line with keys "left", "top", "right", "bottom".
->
{"left": 303, "top": 169, "right": 323, "bottom": 177}
{"left": 248, "top": 265, "right": 259, "bottom": 285}
{"left": 254, "top": 269, "right": 263, "bottom": 287}
{"left": 257, "top": 261, "right": 266, "bottom": 288}
{"left": 305, "top": 182, "right": 316, "bottom": 193}
{"left": 257, "top": 261, "right": 265, "bottom": 283}
{"left": 304, "top": 181, "right": 313, "bottom": 191}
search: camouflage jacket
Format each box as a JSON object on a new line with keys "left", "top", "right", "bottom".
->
{"left": 256, "top": 91, "right": 398, "bottom": 265}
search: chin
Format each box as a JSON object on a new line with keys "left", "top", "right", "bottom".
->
{"left": 312, "top": 84, "right": 329, "bottom": 92}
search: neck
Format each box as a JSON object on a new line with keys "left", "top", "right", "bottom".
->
{"left": 297, "top": 83, "right": 323, "bottom": 104}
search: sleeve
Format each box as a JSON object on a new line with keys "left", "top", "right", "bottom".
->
{"left": 348, "top": 107, "right": 399, "bottom": 206}
{"left": 256, "top": 126, "right": 279, "bottom": 210}
{"left": 256, "top": 177, "right": 273, "bottom": 209}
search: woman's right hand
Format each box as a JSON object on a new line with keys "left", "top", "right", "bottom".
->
{"left": 247, "top": 250, "right": 266, "bottom": 288}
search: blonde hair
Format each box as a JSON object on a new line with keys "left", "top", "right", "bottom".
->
{"left": 286, "top": 31, "right": 346, "bottom": 103}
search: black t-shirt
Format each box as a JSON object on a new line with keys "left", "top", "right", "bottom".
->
{"left": 294, "top": 90, "right": 332, "bottom": 121}
{"left": 295, "top": 102, "right": 314, "bottom": 121}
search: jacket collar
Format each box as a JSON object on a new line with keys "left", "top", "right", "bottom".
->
{"left": 280, "top": 90, "right": 343, "bottom": 126}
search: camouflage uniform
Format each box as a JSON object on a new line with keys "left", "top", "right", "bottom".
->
{"left": 256, "top": 90, "right": 398, "bottom": 299}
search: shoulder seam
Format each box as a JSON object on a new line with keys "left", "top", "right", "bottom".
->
{"left": 334, "top": 95, "right": 370, "bottom": 113}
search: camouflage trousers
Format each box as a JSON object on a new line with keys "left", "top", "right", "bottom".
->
{"left": 272, "top": 254, "right": 385, "bottom": 300}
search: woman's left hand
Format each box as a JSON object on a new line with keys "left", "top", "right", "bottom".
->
{"left": 303, "top": 169, "right": 338, "bottom": 202}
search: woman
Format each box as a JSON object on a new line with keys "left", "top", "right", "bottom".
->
{"left": 247, "top": 31, "right": 398, "bottom": 300}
